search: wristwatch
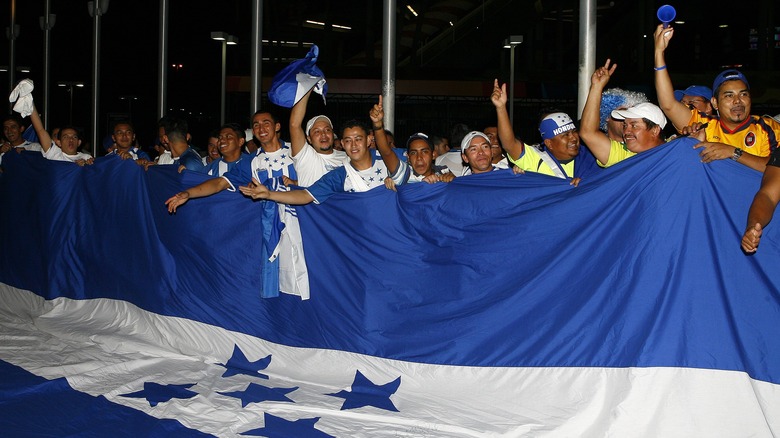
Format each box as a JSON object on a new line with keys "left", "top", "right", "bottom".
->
{"left": 731, "top": 148, "right": 743, "bottom": 161}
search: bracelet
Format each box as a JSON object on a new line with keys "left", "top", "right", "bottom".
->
{"left": 372, "top": 125, "right": 384, "bottom": 131}
{"left": 731, "top": 148, "right": 743, "bottom": 161}
{"left": 654, "top": 65, "right": 667, "bottom": 71}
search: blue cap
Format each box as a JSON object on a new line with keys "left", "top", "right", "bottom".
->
{"left": 538, "top": 113, "right": 576, "bottom": 141}
{"left": 674, "top": 85, "right": 713, "bottom": 102}
{"left": 712, "top": 70, "right": 750, "bottom": 93}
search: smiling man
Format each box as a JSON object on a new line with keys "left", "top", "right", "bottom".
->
{"left": 491, "top": 79, "right": 598, "bottom": 184}
{"left": 580, "top": 60, "right": 666, "bottom": 168}
{"left": 654, "top": 24, "right": 780, "bottom": 172}
{"left": 202, "top": 123, "right": 250, "bottom": 177}
{"left": 460, "top": 131, "right": 496, "bottom": 175}
{"left": 288, "top": 88, "right": 347, "bottom": 187}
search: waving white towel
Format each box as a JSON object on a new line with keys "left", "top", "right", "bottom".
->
{"left": 9, "top": 79, "right": 34, "bottom": 118}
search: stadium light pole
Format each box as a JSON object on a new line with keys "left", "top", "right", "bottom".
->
{"left": 88, "top": 0, "right": 108, "bottom": 158}
{"left": 39, "top": 0, "right": 56, "bottom": 130}
{"left": 503, "top": 35, "right": 523, "bottom": 126}
{"left": 211, "top": 32, "right": 238, "bottom": 125}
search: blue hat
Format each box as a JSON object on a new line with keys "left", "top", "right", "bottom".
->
{"left": 538, "top": 113, "right": 576, "bottom": 141}
{"left": 712, "top": 69, "right": 749, "bottom": 93}
{"left": 674, "top": 85, "right": 713, "bottom": 102}
{"left": 406, "top": 132, "right": 432, "bottom": 149}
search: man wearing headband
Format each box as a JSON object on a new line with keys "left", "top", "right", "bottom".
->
{"left": 580, "top": 60, "right": 666, "bottom": 167}
{"left": 654, "top": 24, "right": 780, "bottom": 172}
{"left": 491, "top": 79, "right": 598, "bottom": 184}
{"left": 289, "top": 88, "right": 347, "bottom": 187}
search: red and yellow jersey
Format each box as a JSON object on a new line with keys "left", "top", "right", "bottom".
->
{"left": 689, "top": 111, "right": 780, "bottom": 157}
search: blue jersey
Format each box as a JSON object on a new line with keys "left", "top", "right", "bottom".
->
{"left": 203, "top": 153, "right": 251, "bottom": 177}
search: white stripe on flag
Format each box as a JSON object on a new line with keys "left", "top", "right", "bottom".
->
{"left": 1, "top": 283, "right": 778, "bottom": 437}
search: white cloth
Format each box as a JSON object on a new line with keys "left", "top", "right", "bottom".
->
{"left": 9, "top": 79, "right": 34, "bottom": 118}
{"left": 156, "top": 150, "right": 174, "bottom": 165}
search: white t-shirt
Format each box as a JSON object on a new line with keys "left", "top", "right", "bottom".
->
{"left": 43, "top": 144, "right": 92, "bottom": 163}
{"left": 156, "top": 150, "right": 174, "bottom": 165}
{"left": 292, "top": 143, "right": 348, "bottom": 187}
{"left": 435, "top": 150, "right": 465, "bottom": 176}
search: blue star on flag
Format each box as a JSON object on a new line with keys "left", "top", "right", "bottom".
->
{"left": 217, "top": 345, "right": 271, "bottom": 379}
{"left": 375, "top": 169, "right": 382, "bottom": 175}
{"left": 120, "top": 382, "right": 198, "bottom": 407}
{"left": 240, "top": 413, "right": 333, "bottom": 437}
{"left": 219, "top": 382, "right": 298, "bottom": 408}
{"left": 327, "top": 370, "right": 400, "bottom": 411}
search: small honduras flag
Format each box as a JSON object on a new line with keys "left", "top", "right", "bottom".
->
{"left": 268, "top": 45, "right": 327, "bottom": 108}
{"left": 22, "top": 125, "right": 39, "bottom": 144}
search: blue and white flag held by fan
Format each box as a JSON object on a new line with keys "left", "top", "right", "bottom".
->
{"left": 268, "top": 45, "right": 327, "bottom": 108}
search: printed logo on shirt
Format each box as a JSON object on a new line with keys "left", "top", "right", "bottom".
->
{"left": 745, "top": 132, "right": 756, "bottom": 148}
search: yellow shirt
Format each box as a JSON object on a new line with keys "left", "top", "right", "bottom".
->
{"left": 597, "top": 140, "right": 636, "bottom": 168}
{"left": 508, "top": 144, "right": 575, "bottom": 178}
{"left": 689, "top": 111, "right": 780, "bottom": 157}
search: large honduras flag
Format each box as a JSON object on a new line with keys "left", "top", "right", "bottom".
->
{"left": 0, "top": 138, "right": 778, "bottom": 437}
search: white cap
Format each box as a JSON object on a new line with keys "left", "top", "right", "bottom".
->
{"left": 611, "top": 103, "right": 667, "bottom": 129}
{"left": 305, "top": 115, "right": 333, "bottom": 136}
{"left": 460, "top": 131, "right": 491, "bottom": 153}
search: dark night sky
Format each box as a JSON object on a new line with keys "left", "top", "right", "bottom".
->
{"left": 2, "top": 1, "right": 779, "bottom": 149}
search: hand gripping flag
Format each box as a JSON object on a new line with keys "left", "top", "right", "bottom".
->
{"left": 268, "top": 45, "right": 327, "bottom": 108}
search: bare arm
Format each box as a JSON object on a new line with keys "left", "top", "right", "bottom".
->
{"left": 491, "top": 79, "right": 524, "bottom": 161}
{"left": 369, "top": 95, "right": 400, "bottom": 175}
{"left": 238, "top": 178, "right": 315, "bottom": 205}
{"left": 289, "top": 88, "right": 314, "bottom": 157}
{"left": 742, "top": 165, "right": 780, "bottom": 252}
{"left": 165, "top": 177, "right": 230, "bottom": 213}
{"left": 579, "top": 59, "right": 616, "bottom": 164}
{"left": 653, "top": 24, "right": 692, "bottom": 132}
{"left": 29, "top": 106, "right": 53, "bottom": 152}
{"left": 695, "top": 141, "right": 769, "bottom": 172}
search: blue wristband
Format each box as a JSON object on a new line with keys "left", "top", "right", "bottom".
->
{"left": 654, "top": 65, "right": 667, "bottom": 71}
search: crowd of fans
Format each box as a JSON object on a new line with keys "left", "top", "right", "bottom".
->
{"left": 3, "top": 24, "right": 780, "bottom": 254}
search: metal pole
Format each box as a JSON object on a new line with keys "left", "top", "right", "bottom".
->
{"left": 509, "top": 45, "right": 516, "bottom": 126}
{"left": 577, "top": 0, "right": 596, "bottom": 119}
{"left": 157, "top": 0, "right": 169, "bottom": 120}
{"left": 7, "top": 0, "right": 17, "bottom": 112}
{"left": 41, "top": 0, "right": 54, "bottom": 130}
{"left": 68, "top": 86, "right": 74, "bottom": 125}
{"left": 220, "top": 40, "right": 227, "bottom": 125}
{"left": 89, "top": 0, "right": 106, "bottom": 158}
{"left": 381, "top": 0, "right": 396, "bottom": 132}
{"left": 250, "top": 0, "right": 262, "bottom": 114}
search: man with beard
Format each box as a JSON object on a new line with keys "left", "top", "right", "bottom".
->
{"left": 288, "top": 88, "right": 347, "bottom": 187}
{"left": 491, "top": 79, "right": 598, "bottom": 185}
{"left": 580, "top": 59, "right": 666, "bottom": 168}
{"left": 654, "top": 24, "right": 780, "bottom": 172}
